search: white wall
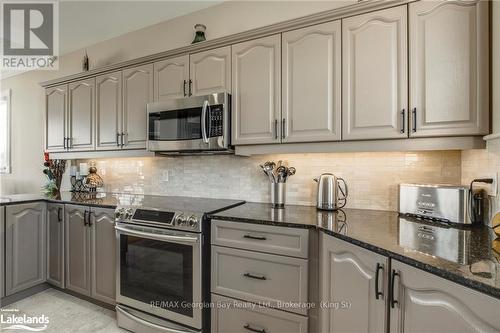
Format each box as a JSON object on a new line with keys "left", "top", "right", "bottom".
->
{"left": 0, "top": 1, "right": 353, "bottom": 194}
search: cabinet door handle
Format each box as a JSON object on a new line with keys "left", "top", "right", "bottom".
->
{"left": 274, "top": 119, "right": 278, "bottom": 140}
{"left": 188, "top": 79, "right": 192, "bottom": 96}
{"left": 390, "top": 269, "right": 400, "bottom": 308}
{"left": 375, "top": 263, "right": 384, "bottom": 300}
{"left": 281, "top": 118, "right": 286, "bottom": 139}
{"left": 63, "top": 137, "right": 66, "bottom": 149}
{"left": 88, "top": 211, "right": 93, "bottom": 227}
{"left": 121, "top": 132, "right": 125, "bottom": 147}
{"left": 83, "top": 210, "right": 88, "bottom": 226}
{"left": 116, "top": 133, "right": 121, "bottom": 147}
{"left": 243, "top": 234, "right": 267, "bottom": 241}
{"left": 57, "top": 207, "right": 62, "bottom": 223}
{"left": 243, "top": 324, "right": 266, "bottom": 333}
{"left": 243, "top": 273, "right": 267, "bottom": 280}
{"left": 67, "top": 137, "right": 71, "bottom": 149}
{"left": 412, "top": 108, "right": 417, "bottom": 133}
{"left": 183, "top": 80, "right": 187, "bottom": 97}
{"left": 400, "top": 109, "right": 406, "bottom": 134}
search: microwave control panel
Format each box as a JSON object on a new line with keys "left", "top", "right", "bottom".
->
{"left": 209, "top": 105, "right": 224, "bottom": 137}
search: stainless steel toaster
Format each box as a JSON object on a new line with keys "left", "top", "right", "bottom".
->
{"left": 399, "top": 184, "right": 470, "bottom": 224}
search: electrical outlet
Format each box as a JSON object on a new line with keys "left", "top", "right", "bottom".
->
{"left": 160, "top": 170, "right": 169, "bottom": 182}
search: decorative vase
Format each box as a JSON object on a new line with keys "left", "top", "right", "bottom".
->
{"left": 192, "top": 24, "right": 207, "bottom": 44}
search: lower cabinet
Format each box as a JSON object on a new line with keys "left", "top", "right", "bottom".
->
{"left": 212, "top": 294, "right": 308, "bottom": 333}
{"left": 0, "top": 206, "right": 4, "bottom": 298}
{"left": 5, "top": 202, "right": 47, "bottom": 296}
{"left": 47, "top": 203, "right": 65, "bottom": 288}
{"left": 319, "top": 234, "right": 388, "bottom": 333}
{"left": 65, "top": 204, "right": 116, "bottom": 304}
{"left": 390, "top": 260, "right": 500, "bottom": 333}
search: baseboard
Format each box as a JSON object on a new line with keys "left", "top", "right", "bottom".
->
{"left": 0, "top": 283, "right": 51, "bottom": 307}
{"left": 50, "top": 286, "right": 116, "bottom": 311}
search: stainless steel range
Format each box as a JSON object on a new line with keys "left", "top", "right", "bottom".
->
{"left": 114, "top": 197, "right": 243, "bottom": 333}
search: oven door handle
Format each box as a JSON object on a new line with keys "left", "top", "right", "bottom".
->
{"left": 115, "top": 225, "right": 199, "bottom": 244}
{"left": 201, "top": 100, "right": 210, "bottom": 144}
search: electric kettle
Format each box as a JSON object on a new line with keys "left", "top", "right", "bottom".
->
{"left": 313, "top": 173, "right": 348, "bottom": 210}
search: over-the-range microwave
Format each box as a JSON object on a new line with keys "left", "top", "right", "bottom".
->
{"left": 147, "top": 92, "right": 232, "bottom": 154}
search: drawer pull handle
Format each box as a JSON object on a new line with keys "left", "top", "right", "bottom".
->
{"left": 243, "top": 234, "right": 267, "bottom": 241}
{"left": 390, "top": 269, "right": 400, "bottom": 308}
{"left": 375, "top": 263, "right": 383, "bottom": 300}
{"left": 243, "top": 273, "right": 267, "bottom": 280}
{"left": 244, "top": 324, "right": 266, "bottom": 333}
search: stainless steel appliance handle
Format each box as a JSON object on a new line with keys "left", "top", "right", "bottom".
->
{"left": 116, "top": 305, "right": 195, "bottom": 333}
{"left": 115, "top": 225, "right": 198, "bottom": 244}
{"left": 201, "top": 100, "right": 209, "bottom": 144}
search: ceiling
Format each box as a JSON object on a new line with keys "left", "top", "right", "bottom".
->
{"left": 59, "top": 1, "right": 222, "bottom": 55}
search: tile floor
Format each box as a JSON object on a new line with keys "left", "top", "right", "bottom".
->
{"left": 0, "top": 288, "right": 127, "bottom": 332}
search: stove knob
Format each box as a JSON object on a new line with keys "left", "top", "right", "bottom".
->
{"left": 187, "top": 215, "right": 199, "bottom": 229}
{"left": 124, "top": 209, "right": 133, "bottom": 220}
{"left": 175, "top": 214, "right": 186, "bottom": 226}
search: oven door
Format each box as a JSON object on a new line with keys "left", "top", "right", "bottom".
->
{"left": 115, "top": 223, "right": 202, "bottom": 330}
{"left": 147, "top": 93, "right": 230, "bottom": 152}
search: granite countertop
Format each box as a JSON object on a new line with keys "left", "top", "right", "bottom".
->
{"left": 210, "top": 202, "right": 500, "bottom": 300}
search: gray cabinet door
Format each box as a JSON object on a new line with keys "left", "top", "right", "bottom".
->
{"left": 96, "top": 71, "right": 122, "bottom": 150}
{"left": 232, "top": 35, "right": 281, "bottom": 145}
{"left": 190, "top": 47, "right": 231, "bottom": 96}
{"left": 47, "top": 203, "right": 64, "bottom": 288}
{"left": 342, "top": 5, "right": 408, "bottom": 140}
{"left": 68, "top": 78, "right": 96, "bottom": 151}
{"left": 123, "top": 63, "right": 153, "bottom": 149}
{"left": 154, "top": 55, "right": 189, "bottom": 100}
{"left": 282, "top": 21, "right": 342, "bottom": 143}
{"left": 45, "top": 85, "right": 68, "bottom": 152}
{"left": 65, "top": 204, "right": 91, "bottom": 296}
{"left": 0, "top": 206, "right": 4, "bottom": 298}
{"left": 390, "top": 260, "right": 500, "bottom": 332}
{"left": 319, "top": 234, "right": 388, "bottom": 333}
{"left": 90, "top": 207, "right": 116, "bottom": 305}
{"left": 5, "top": 202, "right": 47, "bottom": 296}
{"left": 409, "top": 0, "right": 489, "bottom": 137}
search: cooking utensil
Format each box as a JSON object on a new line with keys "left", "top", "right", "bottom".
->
{"left": 261, "top": 163, "right": 276, "bottom": 183}
{"left": 276, "top": 166, "right": 287, "bottom": 183}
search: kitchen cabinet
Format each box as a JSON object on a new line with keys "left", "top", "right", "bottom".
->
{"left": 122, "top": 63, "right": 153, "bottom": 149}
{"left": 342, "top": 5, "right": 408, "bottom": 140}
{"left": 47, "top": 203, "right": 64, "bottom": 288}
{"left": 65, "top": 204, "right": 91, "bottom": 296}
{"left": 232, "top": 34, "right": 281, "bottom": 145}
{"left": 319, "top": 234, "right": 388, "bottom": 333}
{"left": 68, "top": 78, "right": 95, "bottom": 151}
{"left": 5, "top": 202, "right": 46, "bottom": 296}
{"left": 65, "top": 204, "right": 116, "bottom": 304}
{"left": 45, "top": 85, "right": 67, "bottom": 152}
{"left": 154, "top": 55, "right": 189, "bottom": 101}
{"left": 96, "top": 71, "right": 122, "bottom": 150}
{"left": 0, "top": 206, "right": 4, "bottom": 298}
{"left": 409, "top": 0, "right": 489, "bottom": 137}
{"left": 190, "top": 46, "right": 231, "bottom": 96}
{"left": 282, "top": 21, "right": 341, "bottom": 143}
{"left": 90, "top": 207, "right": 116, "bottom": 305}
{"left": 389, "top": 260, "right": 500, "bottom": 332}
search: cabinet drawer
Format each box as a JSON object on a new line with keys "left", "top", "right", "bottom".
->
{"left": 211, "top": 246, "right": 309, "bottom": 315}
{"left": 212, "top": 294, "right": 308, "bottom": 333}
{"left": 211, "top": 219, "right": 309, "bottom": 258}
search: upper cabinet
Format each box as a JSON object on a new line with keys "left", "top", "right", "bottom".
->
{"left": 122, "top": 63, "right": 154, "bottom": 149}
{"left": 282, "top": 21, "right": 342, "bottom": 143}
{"left": 409, "top": 0, "right": 489, "bottom": 137}
{"left": 232, "top": 35, "right": 281, "bottom": 145}
{"left": 154, "top": 55, "right": 189, "bottom": 101}
{"left": 96, "top": 71, "right": 122, "bottom": 150}
{"left": 190, "top": 46, "right": 231, "bottom": 96}
{"left": 343, "top": 5, "right": 408, "bottom": 140}
{"left": 45, "top": 85, "right": 67, "bottom": 152}
{"left": 68, "top": 78, "right": 95, "bottom": 151}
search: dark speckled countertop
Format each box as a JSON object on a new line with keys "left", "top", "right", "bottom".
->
{"left": 209, "top": 202, "right": 500, "bottom": 300}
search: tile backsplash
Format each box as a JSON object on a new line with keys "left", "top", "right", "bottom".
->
{"left": 76, "top": 151, "right": 462, "bottom": 212}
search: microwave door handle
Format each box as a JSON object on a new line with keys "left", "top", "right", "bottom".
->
{"left": 115, "top": 225, "right": 199, "bottom": 244}
{"left": 201, "top": 100, "right": 210, "bottom": 144}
